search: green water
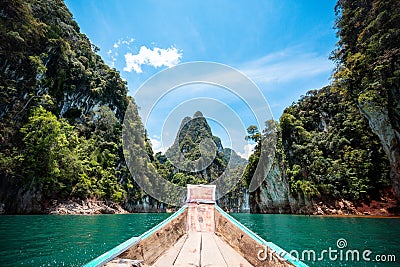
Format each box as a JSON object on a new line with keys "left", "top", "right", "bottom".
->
{"left": 232, "top": 214, "right": 400, "bottom": 266}
{"left": 0, "top": 213, "right": 398, "bottom": 267}
{"left": 0, "top": 213, "right": 170, "bottom": 266}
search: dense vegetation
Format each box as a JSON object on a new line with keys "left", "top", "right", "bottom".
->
{"left": 281, "top": 87, "right": 390, "bottom": 201}
{"left": 332, "top": 0, "right": 400, "bottom": 198}
{"left": 245, "top": 0, "right": 398, "bottom": 206}
{"left": 244, "top": 86, "right": 391, "bottom": 207}
{"left": 0, "top": 0, "right": 148, "bottom": 211}
{"left": 0, "top": 0, "right": 397, "bottom": 213}
{"left": 154, "top": 111, "right": 246, "bottom": 190}
{"left": 149, "top": 111, "right": 248, "bottom": 210}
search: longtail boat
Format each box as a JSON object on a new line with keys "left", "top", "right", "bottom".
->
{"left": 84, "top": 185, "right": 308, "bottom": 267}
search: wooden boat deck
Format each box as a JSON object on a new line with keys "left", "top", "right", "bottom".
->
{"left": 152, "top": 232, "right": 252, "bottom": 267}
{"left": 87, "top": 185, "right": 307, "bottom": 267}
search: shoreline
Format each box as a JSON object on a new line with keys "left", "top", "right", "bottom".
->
{"left": 316, "top": 214, "right": 400, "bottom": 218}
{"left": 2, "top": 210, "right": 399, "bottom": 217}
{"left": 2, "top": 208, "right": 398, "bottom": 218}
{"left": 3, "top": 211, "right": 399, "bottom": 218}
{"left": 45, "top": 199, "right": 130, "bottom": 215}
{"left": 286, "top": 213, "right": 400, "bottom": 218}
{"left": 1, "top": 196, "right": 398, "bottom": 216}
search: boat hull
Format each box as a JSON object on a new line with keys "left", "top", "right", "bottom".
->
{"left": 84, "top": 185, "right": 307, "bottom": 267}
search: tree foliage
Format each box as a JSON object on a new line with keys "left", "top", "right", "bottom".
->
{"left": 332, "top": 0, "right": 400, "bottom": 197}
{"left": 245, "top": 87, "right": 390, "bottom": 202}
{"left": 154, "top": 111, "right": 246, "bottom": 197}
{"left": 163, "top": 112, "right": 228, "bottom": 184}
{"left": 0, "top": 0, "right": 147, "bottom": 209}
{"left": 281, "top": 87, "right": 390, "bottom": 201}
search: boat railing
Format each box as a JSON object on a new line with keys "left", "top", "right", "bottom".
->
{"left": 214, "top": 204, "right": 308, "bottom": 267}
{"left": 83, "top": 204, "right": 188, "bottom": 267}
{"left": 83, "top": 184, "right": 308, "bottom": 267}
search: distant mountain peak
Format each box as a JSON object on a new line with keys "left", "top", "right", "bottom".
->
{"left": 193, "top": 111, "right": 204, "bottom": 118}
{"left": 165, "top": 112, "right": 246, "bottom": 175}
{"left": 173, "top": 112, "right": 213, "bottom": 146}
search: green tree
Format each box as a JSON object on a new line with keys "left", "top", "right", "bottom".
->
{"left": 332, "top": 0, "right": 400, "bottom": 198}
{"left": 20, "top": 106, "right": 82, "bottom": 198}
{"left": 280, "top": 87, "right": 390, "bottom": 201}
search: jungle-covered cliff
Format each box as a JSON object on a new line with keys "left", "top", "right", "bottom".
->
{"left": 0, "top": 0, "right": 398, "bottom": 215}
{"left": 0, "top": 0, "right": 154, "bottom": 213}
{"left": 247, "top": 0, "right": 399, "bottom": 214}
{"left": 154, "top": 111, "right": 249, "bottom": 211}
{"left": 246, "top": 87, "right": 395, "bottom": 215}
{"left": 332, "top": 0, "right": 400, "bottom": 199}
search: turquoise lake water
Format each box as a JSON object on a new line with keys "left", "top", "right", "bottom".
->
{"left": 0, "top": 213, "right": 398, "bottom": 266}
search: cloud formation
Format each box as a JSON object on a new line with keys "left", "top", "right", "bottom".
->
{"left": 237, "top": 143, "right": 256, "bottom": 159}
{"left": 113, "top": 37, "right": 135, "bottom": 49}
{"left": 240, "top": 47, "right": 333, "bottom": 85}
{"left": 149, "top": 136, "right": 165, "bottom": 153}
{"left": 123, "top": 46, "right": 182, "bottom": 73}
{"left": 105, "top": 37, "right": 135, "bottom": 67}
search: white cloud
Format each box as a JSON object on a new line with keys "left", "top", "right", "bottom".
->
{"left": 240, "top": 47, "right": 333, "bottom": 85}
{"left": 107, "top": 37, "right": 136, "bottom": 67}
{"left": 134, "top": 46, "right": 332, "bottom": 157}
{"left": 237, "top": 143, "right": 256, "bottom": 159}
{"left": 123, "top": 46, "right": 182, "bottom": 73}
{"left": 113, "top": 37, "right": 134, "bottom": 50}
{"left": 122, "top": 38, "right": 135, "bottom": 45}
{"left": 149, "top": 137, "right": 165, "bottom": 153}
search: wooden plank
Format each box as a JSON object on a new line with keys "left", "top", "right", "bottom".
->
{"left": 152, "top": 234, "right": 188, "bottom": 266}
{"left": 187, "top": 184, "right": 216, "bottom": 202}
{"left": 119, "top": 207, "right": 187, "bottom": 265}
{"left": 85, "top": 236, "right": 141, "bottom": 267}
{"left": 174, "top": 232, "right": 202, "bottom": 266}
{"left": 200, "top": 232, "right": 227, "bottom": 267}
{"left": 187, "top": 203, "right": 215, "bottom": 232}
{"left": 213, "top": 234, "right": 253, "bottom": 267}
{"left": 214, "top": 206, "right": 299, "bottom": 267}
{"left": 104, "top": 258, "right": 143, "bottom": 267}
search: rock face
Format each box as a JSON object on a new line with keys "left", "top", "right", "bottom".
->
{"left": 0, "top": 0, "right": 151, "bottom": 214}
{"left": 124, "top": 196, "right": 166, "bottom": 213}
{"left": 47, "top": 200, "right": 129, "bottom": 215}
{"left": 249, "top": 163, "right": 373, "bottom": 215}
{"left": 359, "top": 101, "right": 400, "bottom": 199}
{"left": 331, "top": 0, "right": 400, "bottom": 200}
{"left": 251, "top": 165, "right": 399, "bottom": 215}
{"left": 250, "top": 162, "right": 318, "bottom": 214}
{"left": 0, "top": 174, "right": 42, "bottom": 214}
{"left": 163, "top": 111, "right": 248, "bottom": 210}
{"left": 251, "top": 164, "right": 291, "bottom": 213}
{"left": 217, "top": 188, "right": 250, "bottom": 213}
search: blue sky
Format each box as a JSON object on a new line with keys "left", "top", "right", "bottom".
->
{"left": 65, "top": 0, "right": 338, "bottom": 158}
